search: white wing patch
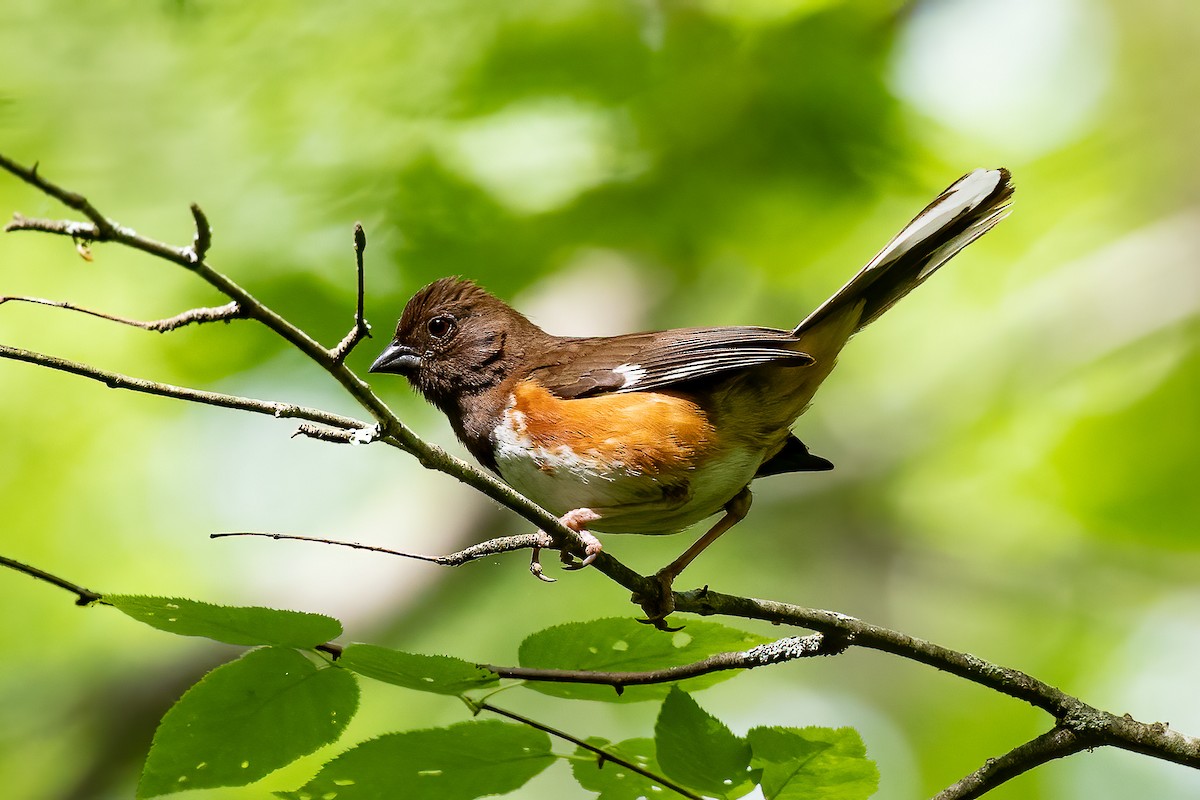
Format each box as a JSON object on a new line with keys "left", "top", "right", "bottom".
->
{"left": 613, "top": 363, "right": 647, "bottom": 389}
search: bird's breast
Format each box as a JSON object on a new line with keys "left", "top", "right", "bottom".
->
{"left": 490, "top": 379, "right": 763, "bottom": 533}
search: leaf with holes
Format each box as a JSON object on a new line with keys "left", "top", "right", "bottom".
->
{"left": 339, "top": 644, "right": 499, "bottom": 695}
{"left": 108, "top": 595, "right": 341, "bottom": 648}
{"left": 518, "top": 617, "right": 768, "bottom": 702}
{"left": 571, "top": 737, "right": 667, "bottom": 800}
{"left": 275, "top": 720, "right": 554, "bottom": 800}
{"left": 748, "top": 726, "right": 878, "bottom": 800}
{"left": 655, "top": 688, "right": 755, "bottom": 799}
{"left": 138, "top": 647, "right": 358, "bottom": 798}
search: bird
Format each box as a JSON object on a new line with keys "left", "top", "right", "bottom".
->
{"left": 369, "top": 168, "right": 1014, "bottom": 624}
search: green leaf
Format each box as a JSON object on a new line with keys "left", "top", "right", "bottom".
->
{"left": 108, "top": 595, "right": 341, "bottom": 648}
{"left": 275, "top": 720, "right": 554, "bottom": 800}
{"left": 339, "top": 644, "right": 499, "bottom": 695}
{"left": 138, "top": 647, "right": 358, "bottom": 798}
{"left": 571, "top": 737, "right": 665, "bottom": 800}
{"left": 518, "top": 617, "right": 768, "bottom": 702}
{"left": 748, "top": 726, "right": 879, "bottom": 800}
{"left": 655, "top": 688, "right": 754, "bottom": 799}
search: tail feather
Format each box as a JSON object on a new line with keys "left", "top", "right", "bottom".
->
{"left": 794, "top": 168, "right": 1014, "bottom": 336}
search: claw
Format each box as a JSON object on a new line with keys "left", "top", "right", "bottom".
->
{"left": 636, "top": 616, "right": 684, "bottom": 632}
{"left": 550, "top": 508, "right": 603, "bottom": 570}
{"left": 563, "top": 529, "right": 602, "bottom": 570}
{"left": 633, "top": 570, "right": 678, "bottom": 629}
{"left": 529, "top": 532, "right": 557, "bottom": 583}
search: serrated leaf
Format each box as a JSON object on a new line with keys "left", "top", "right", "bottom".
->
{"left": 108, "top": 595, "right": 341, "bottom": 648}
{"left": 518, "top": 617, "right": 768, "bottom": 702}
{"left": 275, "top": 719, "right": 554, "bottom": 800}
{"left": 572, "top": 737, "right": 665, "bottom": 800}
{"left": 748, "top": 726, "right": 878, "bottom": 800}
{"left": 655, "top": 688, "right": 754, "bottom": 799}
{"left": 339, "top": 644, "right": 499, "bottom": 695}
{"left": 138, "top": 647, "right": 358, "bottom": 798}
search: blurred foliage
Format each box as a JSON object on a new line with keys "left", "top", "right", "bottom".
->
{"left": 2, "top": 0, "right": 1199, "bottom": 798}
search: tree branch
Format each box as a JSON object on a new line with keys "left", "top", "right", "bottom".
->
{"left": 0, "top": 153, "right": 114, "bottom": 234}
{"left": 209, "top": 530, "right": 550, "bottom": 566}
{"left": 934, "top": 726, "right": 1094, "bottom": 800}
{"left": 0, "top": 153, "right": 595, "bottom": 565}
{"left": 484, "top": 633, "right": 842, "bottom": 693}
{"left": 3, "top": 551, "right": 1198, "bottom": 795}
{"left": 0, "top": 343, "right": 370, "bottom": 432}
{"left": 0, "top": 295, "right": 244, "bottom": 332}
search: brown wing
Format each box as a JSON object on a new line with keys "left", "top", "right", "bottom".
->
{"left": 527, "top": 326, "right": 813, "bottom": 399}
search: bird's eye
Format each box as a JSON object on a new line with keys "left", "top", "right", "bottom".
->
{"left": 427, "top": 315, "right": 455, "bottom": 339}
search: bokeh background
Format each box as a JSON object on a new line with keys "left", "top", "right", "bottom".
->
{"left": 2, "top": 0, "right": 1198, "bottom": 798}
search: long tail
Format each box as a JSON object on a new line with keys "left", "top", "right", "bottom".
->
{"left": 794, "top": 168, "right": 1014, "bottom": 337}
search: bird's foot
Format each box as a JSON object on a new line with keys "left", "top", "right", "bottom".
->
{"left": 634, "top": 570, "right": 683, "bottom": 632}
{"left": 529, "top": 509, "right": 602, "bottom": 580}
{"left": 556, "top": 508, "right": 603, "bottom": 570}
{"left": 528, "top": 531, "right": 557, "bottom": 583}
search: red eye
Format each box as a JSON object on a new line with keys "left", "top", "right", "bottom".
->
{"left": 427, "top": 315, "right": 455, "bottom": 339}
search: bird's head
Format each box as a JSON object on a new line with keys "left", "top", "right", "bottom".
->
{"left": 369, "top": 277, "right": 545, "bottom": 412}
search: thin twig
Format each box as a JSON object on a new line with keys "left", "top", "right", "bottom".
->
{"left": 330, "top": 224, "right": 372, "bottom": 362}
{"left": 329, "top": 223, "right": 372, "bottom": 363}
{"left": 187, "top": 203, "right": 211, "bottom": 263}
{"left": 0, "top": 153, "right": 114, "bottom": 235}
{"left": 210, "top": 530, "right": 551, "bottom": 565}
{"left": 0, "top": 555, "right": 102, "bottom": 606}
{"left": 475, "top": 701, "right": 701, "bottom": 800}
{"left": 0, "top": 296, "right": 243, "bottom": 332}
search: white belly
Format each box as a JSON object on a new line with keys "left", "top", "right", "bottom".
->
{"left": 493, "top": 403, "right": 761, "bottom": 534}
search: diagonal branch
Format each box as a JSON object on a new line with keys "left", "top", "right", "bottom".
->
{"left": 933, "top": 726, "right": 1094, "bottom": 800}
{"left": 669, "top": 586, "right": 1080, "bottom": 717}
{"left": 0, "top": 153, "right": 596, "bottom": 564}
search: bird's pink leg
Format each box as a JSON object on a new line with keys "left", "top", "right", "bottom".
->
{"left": 528, "top": 508, "right": 603, "bottom": 580}
{"left": 557, "top": 508, "right": 603, "bottom": 570}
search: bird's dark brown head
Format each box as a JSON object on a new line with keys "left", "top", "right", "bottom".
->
{"left": 369, "top": 278, "right": 549, "bottom": 415}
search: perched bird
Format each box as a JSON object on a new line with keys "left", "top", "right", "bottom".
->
{"left": 370, "top": 168, "right": 1013, "bottom": 622}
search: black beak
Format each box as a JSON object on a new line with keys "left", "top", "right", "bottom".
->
{"left": 369, "top": 341, "right": 421, "bottom": 376}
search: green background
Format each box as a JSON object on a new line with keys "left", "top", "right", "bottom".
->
{"left": 2, "top": 0, "right": 1198, "bottom": 798}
